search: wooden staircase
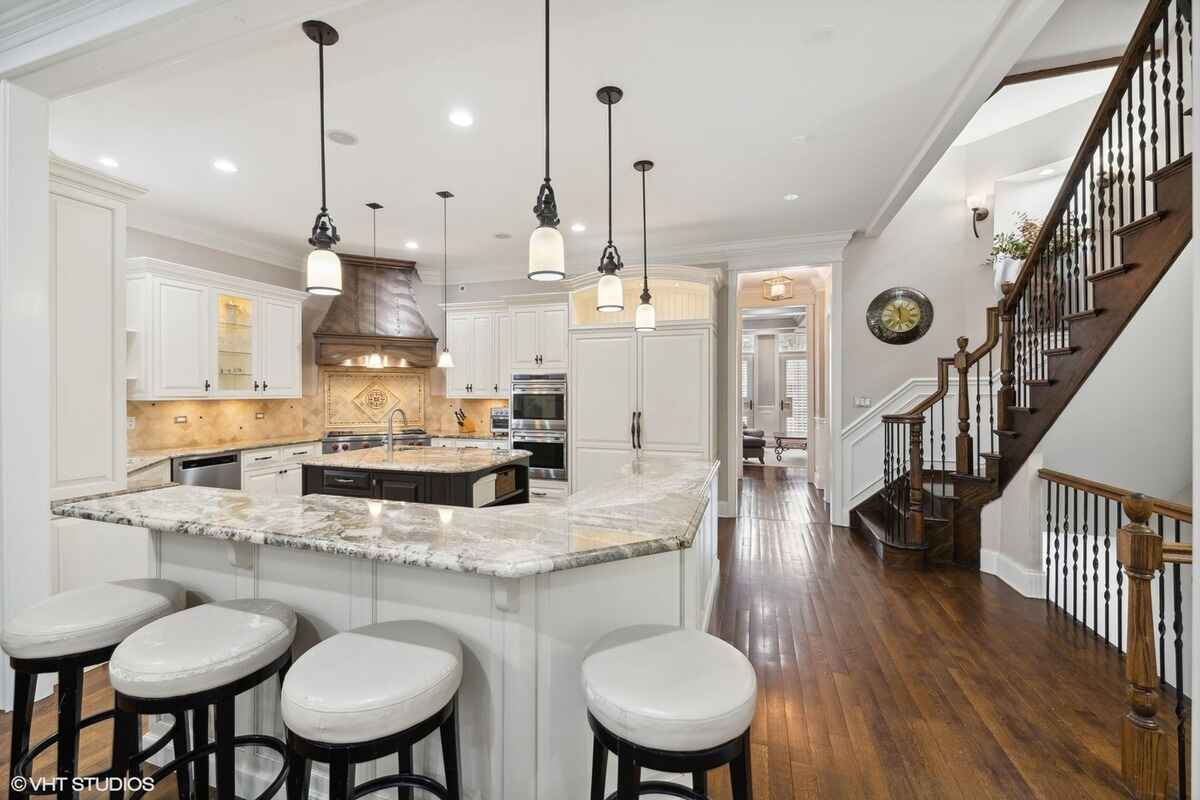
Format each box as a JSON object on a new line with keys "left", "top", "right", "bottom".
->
{"left": 852, "top": 0, "right": 1193, "bottom": 567}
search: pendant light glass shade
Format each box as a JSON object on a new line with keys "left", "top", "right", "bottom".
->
{"left": 597, "top": 272, "right": 624, "bottom": 312}
{"left": 437, "top": 349, "right": 455, "bottom": 369}
{"left": 634, "top": 302, "right": 656, "bottom": 331}
{"left": 305, "top": 248, "right": 342, "bottom": 295}
{"left": 528, "top": 224, "right": 565, "bottom": 280}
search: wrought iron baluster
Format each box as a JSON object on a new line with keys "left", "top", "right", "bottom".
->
{"left": 1176, "top": 4, "right": 1186, "bottom": 163}
{"left": 1163, "top": 11, "right": 1174, "bottom": 164}
{"left": 1092, "top": 492, "right": 1099, "bottom": 632}
{"left": 1071, "top": 487, "right": 1079, "bottom": 621}
{"left": 974, "top": 359, "right": 981, "bottom": 474}
{"left": 1151, "top": 32, "right": 1160, "bottom": 175}
{"left": 1105, "top": 123, "right": 1117, "bottom": 294}
{"left": 1116, "top": 503, "right": 1125, "bottom": 651}
{"left": 1126, "top": 84, "right": 1136, "bottom": 220}
{"left": 1158, "top": 515, "right": 1166, "bottom": 683}
{"left": 1053, "top": 483, "right": 1062, "bottom": 608}
{"left": 1138, "top": 60, "right": 1148, "bottom": 217}
{"left": 987, "top": 347, "right": 994, "bottom": 451}
{"left": 1081, "top": 492, "right": 1089, "bottom": 628}
{"left": 1104, "top": 497, "right": 1112, "bottom": 645}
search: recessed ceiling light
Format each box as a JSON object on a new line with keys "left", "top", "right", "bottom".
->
{"left": 494, "top": 233, "right": 512, "bottom": 240}
{"left": 327, "top": 129, "right": 358, "bottom": 146}
{"left": 1039, "top": 167, "right": 1055, "bottom": 176}
{"left": 97, "top": 156, "right": 119, "bottom": 169}
{"left": 791, "top": 134, "right": 810, "bottom": 144}
{"left": 783, "top": 193, "right": 800, "bottom": 201}
{"left": 449, "top": 109, "right": 474, "bottom": 128}
{"left": 404, "top": 240, "right": 419, "bottom": 250}
{"left": 212, "top": 158, "right": 238, "bottom": 174}
{"left": 570, "top": 222, "right": 587, "bottom": 233}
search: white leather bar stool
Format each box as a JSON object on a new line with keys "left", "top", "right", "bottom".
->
{"left": 108, "top": 598, "right": 297, "bottom": 800}
{"left": 582, "top": 625, "right": 758, "bottom": 800}
{"left": 1, "top": 579, "right": 185, "bottom": 800}
{"left": 281, "top": 620, "right": 464, "bottom": 800}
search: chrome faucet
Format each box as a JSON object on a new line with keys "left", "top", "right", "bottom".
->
{"left": 386, "top": 405, "right": 408, "bottom": 456}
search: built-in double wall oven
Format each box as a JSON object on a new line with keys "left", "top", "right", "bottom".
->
{"left": 511, "top": 373, "right": 566, "bottom": 481}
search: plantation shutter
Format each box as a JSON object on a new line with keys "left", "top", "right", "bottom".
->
{"left": 784, "top": 356, "right": 808, "bottom": 436}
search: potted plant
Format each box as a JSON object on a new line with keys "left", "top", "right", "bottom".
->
{"left": 987, "top": 212, "right": 1040, "bottom": 297}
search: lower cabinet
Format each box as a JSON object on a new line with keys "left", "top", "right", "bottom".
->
{"left": 243, "top": 463, "right": 304, "bottom": 497}
{"left": 378, "top": 475, "right": 428, "bottom": 503}
{"left": 303, "top": 463, "right": 529, "bottom": 507}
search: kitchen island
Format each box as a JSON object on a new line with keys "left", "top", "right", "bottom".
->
{"left": 52, "top": 454, "right": 720, "bottom": 800}
{"left": 301, "top": 446, "right": 530, "bottom": 507}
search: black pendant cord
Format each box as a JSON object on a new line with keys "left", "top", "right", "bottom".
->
{"left": 595, "top": 88, "right": 623, "bottom": 274}
{"left": 606, "top": 99, "right": 613, "bottom": 249}
{"left": 442, "top": 194, "right": 449, "bottom": 345}
{"left": 543, "top": 0, "right": 550, "bottom": 182}
{"left": 318, "top": 41, "right": 328, "bottom": 214}
{"left": 531, "top": 0, "right": 558, "bottom": 229}
{"left": 640, "top": 168, "right": 650, "bottom": 303}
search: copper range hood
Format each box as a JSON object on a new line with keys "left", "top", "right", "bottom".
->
{"left": 313, "top": 253, "right": 438, "bottom": 368}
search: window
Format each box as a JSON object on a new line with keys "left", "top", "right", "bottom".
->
{"left": 740, "top": 355, "right": 754, "bottom": 427}
{"left": 782, "top": 356, "right": 808, "bottom": 436}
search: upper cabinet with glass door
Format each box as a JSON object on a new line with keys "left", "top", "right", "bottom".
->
{"left": 127, "top": 258, "right": 307, "bottom": 401}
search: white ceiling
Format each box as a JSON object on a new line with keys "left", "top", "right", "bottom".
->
{"left": 1014, "top": 0, "right": 1142, "bottom": 73}
{"left": 50, "top": 0, "right": 1022, "bottom": 280}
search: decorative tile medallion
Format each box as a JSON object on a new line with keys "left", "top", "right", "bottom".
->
{"left": 324, "top": 369, "right": 426, "bottom": 430}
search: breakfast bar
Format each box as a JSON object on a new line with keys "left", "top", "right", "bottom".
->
{"left": 52, "top": 453, "right": 721, "bottom": 799}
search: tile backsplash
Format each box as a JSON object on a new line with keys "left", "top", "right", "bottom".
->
{"left": 128, "top": 368, "right": 508, "bottom": 450}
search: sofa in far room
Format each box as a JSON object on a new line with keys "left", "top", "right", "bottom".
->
{"left": 742, "top": 428, "right": 765, "bottom": 464}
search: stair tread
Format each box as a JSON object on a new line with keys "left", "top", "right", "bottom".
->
{"left": 1065, "top": 308, "right": 1101, "bottom": 322}
{"left": 996, "top": 429, "right": 1020, "bottom": 438}
{"left": 1113, "top": 210, "right": 1166, "bottom": 237}
{"left": 1086, "top": 263, "right": 1135, "bottom": 283}
{"left": 1010, "top": 406, "right": 1036, "bottom": 413}
{"left": 856, "top": 506, "right": 927, "bottom": 551}
{"left": 1148, "top": 153, "right": 1191, "bottom": 181}
{"left": 1024, "top": 379, "right": 1054, "bottom": 386}
{"left": 980, "top": 452, "right": 1001, "bottom": 460}
{"left": 1044, "top": 346, "right": 1077, "bottom": 356}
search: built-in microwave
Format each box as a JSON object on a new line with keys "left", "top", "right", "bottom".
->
{"left": 511, "top": 373, "right": 566, "bottom": 432}
{"left": 511, "top": 430, "right": 566, "bottom": 481}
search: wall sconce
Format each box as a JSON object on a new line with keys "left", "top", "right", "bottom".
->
{"left": 966, "top": 195, "right": 989, "bottom": 239}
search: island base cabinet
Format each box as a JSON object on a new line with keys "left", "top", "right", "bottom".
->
{"left": 139, "top": 476, "right": 719, "bottom": 799}
{"left": 303, "top": 464, "right": 528, "bottom": 508}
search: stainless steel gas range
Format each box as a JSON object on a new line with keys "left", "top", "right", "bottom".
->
{"left": 322, "top": 429, "right": 431, "bottom": 453}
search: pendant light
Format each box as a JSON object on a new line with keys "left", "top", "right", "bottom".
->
{"left": 303, "top": 20, "right": 342, "bottom": 296}
{"left": 528, "top": 0, "right": 565, "bottom": 281}
{"left": 366, "top": 202, "right": 384, "bottom": 368}
{"left": 436, "top": 191, "right": 455, "bottom": 369}
{"left": 595, "top": 86, "right": 624, "bottom": 312}
{"left": 633, "top": 159, "right": 655, "bottom": 331}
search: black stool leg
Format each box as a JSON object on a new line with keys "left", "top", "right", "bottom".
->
{"left": 439, "top": 696, "right": 462, "bottom": 800}
{"left": 616, "top": 753, "right": 640, "bottom": 800}
{"left": 214, "top": 698, "right": 236, "bottom": 800}
{"left": 9, "top": 669, "right": 36, "bottom": 800}
{"left": 171, "top": 712, "right": 192, "bottom": 800}
{"left": 589, "top": 736, "right": 607, "bottom": 800}
{"left": 693, "top": 769, "right": 708, "bottom": 797}
{"left": 192, "top": 706, "right": 209, "bottom": 800}
{"left": 327, "top": 754, "right": 355, "bottom": 800}
{"left": 396, "top": 744, "right": 413, "bottom": 800}
{"left": 55, "top": 664, "right": 84, "bottom": 800}
{"left": 285, "top": 744, "right": 310, "bottom": 800}
{"left": 110, "top": 709, "right": 139, "bottom": 800}
{"left": 730, "top": 731, "right": 752, "bottom": 800}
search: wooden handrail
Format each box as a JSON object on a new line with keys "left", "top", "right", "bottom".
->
{"left": 1038, "top": 467, "right": 1193, "bottom": 524}
{"left": 1163, "top": 541, "right": 1193, "bottom": 564}
{"left": 965, "top": 307, "right": 1000, "bottom": 367}
{"left": 1001, "top": 0, "right": 1170, "bottom": 314}
{"left": 899, "top": 357, "right": 953, "bottom": 417}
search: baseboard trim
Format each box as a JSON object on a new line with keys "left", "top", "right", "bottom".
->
{"left": 979, "top": 548, "right": 1045, "bottom": 599}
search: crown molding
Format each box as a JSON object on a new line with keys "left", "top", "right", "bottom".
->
{"left": 49, "top": 154, "right": 147, "bottom": 201}
{"left": 127, "top": 205, "right": 306, "bottom": 272}
{"left": 656, "top": 231, "right": 856, "bottom": 270}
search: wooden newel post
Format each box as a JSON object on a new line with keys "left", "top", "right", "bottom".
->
{"left": 954, "top": 336, "right": 973, "bottom": 475}
{"left": 1118, "top": 493, "right": 1168, "bottom": 800}
{"left": 906, "top": 418, "right": 925, "bottom": 546}
{"left": 998, "top": 287, "right": 1016, "bottom": 432}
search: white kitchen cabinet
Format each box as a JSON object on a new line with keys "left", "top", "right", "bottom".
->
{"left": 445, "top": 309, "right": 512, "bottom": 398}
{"left": 569, "top": 324, "right": 715, "bottom": 493}
{"left": 153, "top": 276, "right": 210, "bottom": 397}
{"left": 277, "top": 464, "right": 303, "bottom": 496}
{"left": 242, "top": 467, "right": 279, "bottom": 496}
{"left": 495, "top": 312, "right": 513, "bottom": 396}
{"left": 128, "top": 259, "right": 307, "bottom": 400}
{"left": 259, "top": 298, "right": 303, "bottom": 397}
{"left": 511, "top": 304, "right": 568, "bottom": 370}
{"left": 243, "top": 463, "right": 304, "bottom": 497}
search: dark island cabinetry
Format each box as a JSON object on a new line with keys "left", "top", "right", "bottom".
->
{"left": 303, "top": 459, "right": 529, "bottom": 508}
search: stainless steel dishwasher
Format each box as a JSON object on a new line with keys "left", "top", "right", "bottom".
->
{"left": 171, "top": 451, "right": 241, "bottom": 489}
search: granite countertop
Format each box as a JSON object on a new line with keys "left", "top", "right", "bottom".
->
{"left": 431, "top": 432, "right": 508, "bottom": 440}
{"left": 53, "top": 455, "right": 719, "bottom": 578}
{"left": 128, "top": 435, "right": 323, "bottom": 466}
{"left": 300, "top": 446, "right": 528, "bottom": 474}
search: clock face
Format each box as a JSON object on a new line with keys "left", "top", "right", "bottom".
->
{"left": 867, "top": 288, "right": 933, "bottom": 344}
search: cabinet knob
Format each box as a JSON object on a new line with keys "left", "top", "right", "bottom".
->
{"left": 263, "top": 381, "right": 269, "bottom": 391}
{"left": 204, "top": 379, "right": 211, "bottom": 391}
{"left": 254, "top": 381, "right": 260, "bottom": 391}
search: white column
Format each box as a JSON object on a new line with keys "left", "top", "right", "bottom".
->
{"left": 828, "top": 257, "right": 847, "bottom": 525}
{"left": 0, "top": 79, "right": 51, "bottom": 707}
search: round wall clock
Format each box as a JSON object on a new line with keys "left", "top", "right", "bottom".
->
{"left": 866, "top": 287, "right": 934, "bottom": 345}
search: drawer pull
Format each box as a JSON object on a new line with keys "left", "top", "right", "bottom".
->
{"left": 333, "top": 477, "right": 354, "bottom": 485}
{"left": 291, "top": 450, "right": 307, "bottom": 456}
{"left": 254, "top": 456, "right": 273, "bottom": 462}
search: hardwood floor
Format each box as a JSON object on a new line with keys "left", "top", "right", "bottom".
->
{"left": 0, "top": 465, "right": 1183, "bottom": 798}
{"left": 706, "top": 463, "right": 1184, "bottom": 799}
